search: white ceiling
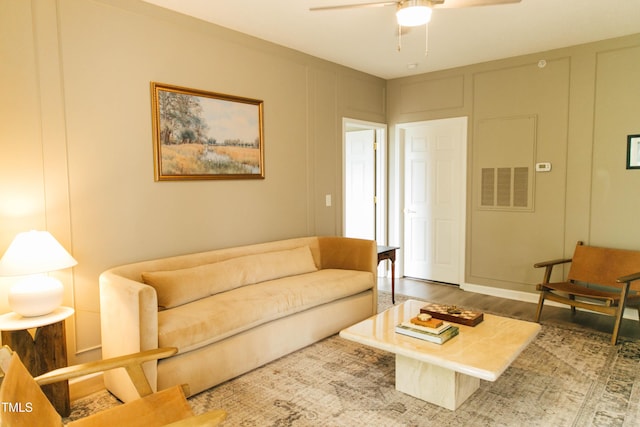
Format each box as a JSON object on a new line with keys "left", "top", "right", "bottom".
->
{"left": 142, "top": 0, "right": 640, "bottom": 79}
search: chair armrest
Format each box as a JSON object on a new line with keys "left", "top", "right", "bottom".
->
{"left": 164, "top": 410, "right": 228, "bottom": 427}
{"left": 533, "top": 258, "right": 572, "bottom": 268}
{"left": 534, "top": 258, "right": 572, "bottom": 285}
{"left": 35, "top": 347, "right": 177, "bottom": 397}
{"left": 617, "top": 271, "right": 640, "bottom": 283}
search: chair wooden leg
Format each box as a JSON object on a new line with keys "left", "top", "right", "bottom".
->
{"left": 611, "top": 285, "right": 632, "bottom": 345}
{"left": 569, "top": 295, "right": 576, "bottom": 315}
{"left": 535, "top": 292, "right": 545, "bottom": 322}
{"left": 611, "top": 305, "right": 625, "bottom": 345}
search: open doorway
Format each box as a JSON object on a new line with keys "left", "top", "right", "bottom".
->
{"left": 342, "top": 118, "right": 387, "bottom": 245}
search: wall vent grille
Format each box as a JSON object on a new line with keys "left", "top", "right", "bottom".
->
{"left": 481, "top": 167, "right": 529, "bottom": 209}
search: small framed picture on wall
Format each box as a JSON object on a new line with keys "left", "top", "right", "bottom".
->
{"left": 627, "top": 134, "right": 640, "bottom": 170}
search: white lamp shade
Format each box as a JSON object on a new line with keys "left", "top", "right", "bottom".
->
{"left": 0, "top": 230, "right": 76, "bottom": 317}
{"left": 0, "top": 230, "right": 77, "bottom": 276}
{"left": 397, "top": 0, "right": 433, "bottom": 27}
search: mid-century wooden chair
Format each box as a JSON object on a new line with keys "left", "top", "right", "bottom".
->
{"left": 534, "top": 241, "right": 640, "bottom": 345}
{"left": 0, "top": 346, "right": 226, "bottom": 426}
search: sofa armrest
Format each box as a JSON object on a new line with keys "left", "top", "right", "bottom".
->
{"left": 99, "top": 270, "right": 160, "bottom": 402}
{"left": 318, "top": 236, "right": 377, "bottom": 315}
{"left": 318, "top": 237, "right": 377, "bottom": 275}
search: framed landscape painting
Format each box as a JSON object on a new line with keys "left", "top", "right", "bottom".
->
{"left": 151, "top": 82, "right": 264, "bottom": 180}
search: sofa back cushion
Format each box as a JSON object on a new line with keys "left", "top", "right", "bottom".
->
{"left": 142, "top": 246, "right": 317, "bottom": 309}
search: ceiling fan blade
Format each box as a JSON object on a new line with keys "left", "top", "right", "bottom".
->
{"left": 433, "top": 0, "right": 521, "bottom": 8}
{"left": 310, "top": 1, "right": 397, "bottom": 12}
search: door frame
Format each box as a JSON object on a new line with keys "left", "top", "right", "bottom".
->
{"left": 342, "top": 118, "right": 387, "bottom": 244}
{"left": 394, "top": 117, "right": 468, "bottom": 283}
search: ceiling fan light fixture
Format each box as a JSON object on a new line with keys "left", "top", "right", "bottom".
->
{"left": 396, "top": 0, "right": 433, "bottom": 27}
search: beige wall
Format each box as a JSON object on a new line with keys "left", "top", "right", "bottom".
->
{"left": 0, "top": 0, "right": 385, "bottom": 362}
{"left": 387, "top": 33, "right": 640, "bottom": 294}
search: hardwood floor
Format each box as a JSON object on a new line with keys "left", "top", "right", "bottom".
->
{"left": 378, "top": 276, "right": 640, "bottom": 340}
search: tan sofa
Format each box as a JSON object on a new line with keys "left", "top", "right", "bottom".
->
{"left": 99, "top": 236, "right": 377, "bottom": 402}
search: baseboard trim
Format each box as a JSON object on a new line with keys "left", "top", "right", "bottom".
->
{"left": 69, "top": 372, "right": 105, "bottom": 401}
{"left": 460, "top": 282, "right": 639, "bottom": 321}
{"left": 461, "top": 282, "right": 540, "bottom": 304}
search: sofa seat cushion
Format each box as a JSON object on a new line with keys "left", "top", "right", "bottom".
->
{"left": 157, "top": 269, "right": 374, "bottom": 353}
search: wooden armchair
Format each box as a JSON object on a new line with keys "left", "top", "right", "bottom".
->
{"left": 534, "top": 241, "right": 640, "bottom": 345}
{"left": 0, "top": 346, "right": 226, "bottom": 426}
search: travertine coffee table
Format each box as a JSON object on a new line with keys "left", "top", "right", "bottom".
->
{"left": 339, "top": 299, "right": 540, "bottom": 410}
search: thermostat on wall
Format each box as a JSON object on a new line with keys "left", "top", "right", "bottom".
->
{"left": 535, "top": 162, "right": 552, "bottom": 172}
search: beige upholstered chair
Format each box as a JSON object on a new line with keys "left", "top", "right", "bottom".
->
{"left": 0, "top": 346, "right": 226, "bottom": 426}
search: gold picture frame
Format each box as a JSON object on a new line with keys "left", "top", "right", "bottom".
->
{"left": 151, "top": 82, "right": 264, "bottom": 180}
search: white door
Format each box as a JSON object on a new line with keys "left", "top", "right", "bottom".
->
{"left": 403, "top": 117, "right": 466, "bottom": 284}
{"left": 345, "top": 129, "right": 375, "bottom": 240}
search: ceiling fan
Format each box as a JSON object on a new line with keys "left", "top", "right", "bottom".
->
{"left": 310, "top": 0, "right": 522, "bottom": 52}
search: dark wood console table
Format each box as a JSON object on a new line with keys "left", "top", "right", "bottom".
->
{"left": 377, "top": 245, "right": 399, "bottom": 304}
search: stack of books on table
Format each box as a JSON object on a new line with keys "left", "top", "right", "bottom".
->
{"left": 395, "top": 317, "right": 459, "bottom": 344}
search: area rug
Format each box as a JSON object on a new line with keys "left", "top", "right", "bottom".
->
{"left": 65, "top": 292, "right": 640, "bottom": 426}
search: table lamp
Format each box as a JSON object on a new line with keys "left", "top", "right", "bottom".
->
{"left": 0, "top": 230, "right": 77, "bottom": 317}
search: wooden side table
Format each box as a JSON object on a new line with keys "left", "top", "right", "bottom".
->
{"left": 0, "top": 306, "right": 74, "bottom": 416}
{"left": 377, "top": 245, "right": 399, "bottom": 304}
